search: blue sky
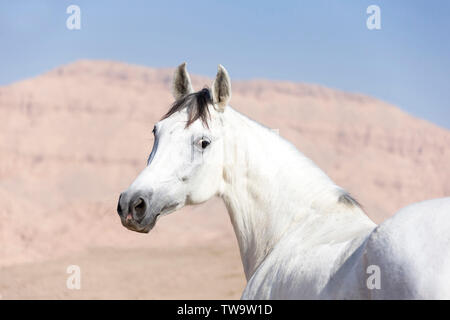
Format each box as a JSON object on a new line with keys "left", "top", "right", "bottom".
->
{"left": 1, "top": 0, "right": 449, "bottom": 128}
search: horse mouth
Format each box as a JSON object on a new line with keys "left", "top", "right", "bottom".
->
{"left": 120, "top": 201, "right": 180, "bottom": 233}
{"left": 160, "top": 203, "right": 179, "bottom": 216}
{"left": 122, "top": 213, "right": 160, "bottom": 233}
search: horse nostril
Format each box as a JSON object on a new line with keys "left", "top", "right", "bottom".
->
{"left": 117, "top": 194, "right": 123, "bottom": 216}
{"left": 132, "top": 197, "right": 147, "bottom": 220}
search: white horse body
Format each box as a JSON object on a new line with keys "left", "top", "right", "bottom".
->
{"left": 243, "top": 197, "right": 450, "bottom": 299}
{"left": 221, "top": 106, "right": 450, "bottom": 299}
{"left": 118, "top": 63, "right": 450, "bottom": 299}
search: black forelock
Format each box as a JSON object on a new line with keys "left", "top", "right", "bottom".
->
{"left": 161, "top": 88, "right": 213, "bottom": 128}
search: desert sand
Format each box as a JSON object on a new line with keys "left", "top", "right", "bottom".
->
{"left": 0, "top": 60, "right": 449, "bottom": 299}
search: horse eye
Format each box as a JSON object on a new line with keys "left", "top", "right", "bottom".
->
{"left": 195, "top": 137, "right": 211, "bottom": 150}
{"left": 201, "top": 140, "right": 210, "bottom": 149}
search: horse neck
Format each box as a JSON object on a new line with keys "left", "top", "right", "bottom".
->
{"left": 219, "top": 107, "right": 375, "bottom": 280}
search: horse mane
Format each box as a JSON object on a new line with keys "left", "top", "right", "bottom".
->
{"left": 338, "top": 191, "right": 363, "bottom": 209}
{"left": 161, "top": 88, "right": 213, "bottom": 128}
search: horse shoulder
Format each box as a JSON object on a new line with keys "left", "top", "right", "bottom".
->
{"left": 242, "top": 218, "right": 373, "bottom": 299}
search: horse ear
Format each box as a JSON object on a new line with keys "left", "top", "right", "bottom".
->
{"left": 212, "top": 64, "right": 231, "bottom": 111}
{"left": 172, "top": 62, "right": 194, "bottom": 100}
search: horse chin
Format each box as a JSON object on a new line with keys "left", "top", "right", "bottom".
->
{"left": 134, "top": 223, "right": 155, "bottom": 234}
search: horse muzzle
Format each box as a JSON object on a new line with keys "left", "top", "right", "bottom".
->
{"left": 117, "top": 190, "right": 157, "bottom": 233}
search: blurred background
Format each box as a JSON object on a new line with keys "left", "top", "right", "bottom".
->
{"left": 0, "top": 0, "right": 449, "bottom": 299}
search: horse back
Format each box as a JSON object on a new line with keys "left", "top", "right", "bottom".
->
{"left": 364, "top": 197, "right": 450, "bottom": 299}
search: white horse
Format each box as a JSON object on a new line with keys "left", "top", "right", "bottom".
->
{"left": 117, "top": 63, "right": 450, "bottom": 299}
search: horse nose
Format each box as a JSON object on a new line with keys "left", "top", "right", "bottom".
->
{"left": 117, "top": 191, "right": 150, "bottom": 223}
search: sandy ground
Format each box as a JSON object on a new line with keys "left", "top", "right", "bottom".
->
{"left": 0, "top": 245, "right": 245, "bottom": 300}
